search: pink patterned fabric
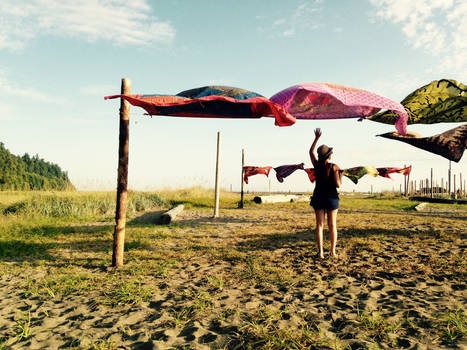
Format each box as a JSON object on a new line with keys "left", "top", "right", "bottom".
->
{"left": 270, "top": 83, "right": 408, "bottom": 134}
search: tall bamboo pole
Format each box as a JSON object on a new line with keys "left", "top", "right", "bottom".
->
{"left": 214, "top": 132, "right": 221, "bottom": 218}
{"left": 112, "top": 78, "right": 131, "bottom": 268}
{"left": 239, "top": 149, "right": 245, "bottom": 208}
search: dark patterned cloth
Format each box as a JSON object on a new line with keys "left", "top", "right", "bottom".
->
{"left": 105, "top": 86, "right": 296, "bottom": 127}
{"left": 370, "top": 79, "right": 467, "bottom": 125}
{"left": 273, "top": 163, "right": 305, "bottom": 183}
{"left": 378, "top": 125, "right": 467, "bottom": 162}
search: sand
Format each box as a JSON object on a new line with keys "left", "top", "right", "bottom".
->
{"left": 0, "top": 204, "right": 465, "bottom": 349}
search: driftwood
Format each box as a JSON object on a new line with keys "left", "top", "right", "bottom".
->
{"left": 159, "top": 204, "right": 185, "bottom": 224}
{"left": 253, "top": 195, "right": 304, "bottom": 204}
{"left": 290, "top": 195, "right": 311, "bottom": 203}
{"left": 414, "top": 202, "right": 428, "bottom": 211}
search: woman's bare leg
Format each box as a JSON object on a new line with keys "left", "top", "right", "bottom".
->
{"left": 314, "top": 209, "right": 325, "bottom": 258}
{"left": 327, "top": 209, "right": 338, "bottom": 256}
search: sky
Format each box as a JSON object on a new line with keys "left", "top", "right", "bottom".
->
{"left": 0, "top": 0, "right": 466, "bottom": 193}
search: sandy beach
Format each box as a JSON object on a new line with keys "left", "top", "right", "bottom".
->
{"left": 0, "top": 202, "right": 465, "bottom": 349}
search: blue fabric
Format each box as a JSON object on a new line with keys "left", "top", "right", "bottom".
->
{"left": 310, "top": 195, "right": 339, "bottom": 211}
{"left": 177, "top": 86, "right": 263, "bottom": 100}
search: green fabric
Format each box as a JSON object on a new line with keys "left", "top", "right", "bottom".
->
{"left": 369, "top": 79, "right": 467, "bottom": 125}
{"left": 342, "top": 166, "right": 378, "bottom": 184}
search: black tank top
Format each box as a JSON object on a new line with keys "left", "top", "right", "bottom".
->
{"left": 313, "top": 161, "right": 338, "bottom": 198}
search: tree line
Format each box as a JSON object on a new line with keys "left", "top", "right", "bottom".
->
{"left": 0, "top": 142, "right": 75, "bottom": 190}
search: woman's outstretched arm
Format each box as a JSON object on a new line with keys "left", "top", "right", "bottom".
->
{"left": 309, "top": 128, "right": 321, "bottom": 167}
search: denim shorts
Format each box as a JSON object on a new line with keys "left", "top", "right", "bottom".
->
{"left": 311, "top": 196, "right": 339, "bottom": 211}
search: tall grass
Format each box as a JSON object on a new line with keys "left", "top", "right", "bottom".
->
{"left": 0, "top": 191, "right": 166, "bottom": 219}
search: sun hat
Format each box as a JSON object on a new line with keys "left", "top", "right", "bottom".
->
{"left": 317, "top": 144, "right": 333, "bottom": 160}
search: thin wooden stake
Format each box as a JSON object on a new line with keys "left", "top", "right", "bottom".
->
{"left": 448, "top": 161, "right": 451, "bottom": 195}
{"left": 239, "top": 149, "right": 245, "bottom": 208}
{"left": 454, "top": 174, "right": 456, "bottom": 199}
{"left": 213, "top": 132, "right": 221, "bottom": 218}
{"left": 460, "top": 173, "right": 463, "bottom": 196}
{"left": 404, "top": 164, "right": 407, "bottom": 196}
{"left": 430, "top": 168, "right": 433, "bottom": 199}
{"left": 112, "top": 78, "right": 131, "bottom": 268}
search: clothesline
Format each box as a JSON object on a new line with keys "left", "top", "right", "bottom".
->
{"left": 243, "top": 164, "right": 412, "bottom": 185}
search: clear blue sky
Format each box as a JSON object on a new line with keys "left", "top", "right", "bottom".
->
{"left": 1, "top": 0, "right": 466, "bottom": 192}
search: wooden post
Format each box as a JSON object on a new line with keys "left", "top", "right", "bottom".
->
{"left": 460, "top": 173, "right": 463, "bottom": 197}
{"left": 406, "top": 168, "right": 411, "bottom": 195}
{"left": 214, "top": 132, "right": 221, "bottom": 218}
{"left": 403, "top": 164, "right": 407, "bottom": 196}
{"left": 239, "top": 149, "right": 245, "bottom": 208}
{"left": 453, "top": 174, "right": 456, "bottom": 199}
{"left": 430, "top": 168, "right": 433, "bottom": 199}
{"left": 112, "top": 78, "right": 131, "bottom": 268}
{"left": 448, "top": 161, "right": 451, "bottom": 195}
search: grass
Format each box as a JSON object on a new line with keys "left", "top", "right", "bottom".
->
{"left": 0, "top": 188, "right": 465, "bottom": 348}
{"left": 434, "top": 308, "right": 466, "bottom": 345}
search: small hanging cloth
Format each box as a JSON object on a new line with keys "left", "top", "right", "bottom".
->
{"left": 377, "top": 166, "right": 412, "bottom": 179}
{"left": 304, "top": 168, "right": 316, "bottom": 183}
{"left": 105, "top": 85, "right": 296, "bottom": 127}
{"left": 342, "top": 166, "right": 379, "bottom": 184}
{"left": 378, "top": 125, "right": 467, "bottom": 162}
{"left": 243, "top": 166, "right": 273, "bottom": 184}
{"left": 273, "top": 163, "right": 305, "bottom": 183}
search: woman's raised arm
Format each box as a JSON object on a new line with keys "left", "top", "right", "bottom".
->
{"left": 309, "top": 128, "right": 322, "bottom": 167}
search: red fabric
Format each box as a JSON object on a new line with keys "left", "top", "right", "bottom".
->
{"left": 304, "top": 168, "right": 316, "bottom": 183}
{"left": 377, "top": 166, "right": 412, "bottom": 179}
{"left": 105, "top": 94, "right": 296, "bottom": 127}
{"left": 243, "top": 166, "right": 273, "bottom": 184}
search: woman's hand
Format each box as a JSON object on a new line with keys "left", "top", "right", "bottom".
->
{"left": 314, "top": 128, "right": 322, "bottom": 139}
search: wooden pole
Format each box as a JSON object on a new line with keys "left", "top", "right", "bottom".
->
{"left": 406, "top": 168, "right": 411, "bottom": 195}
{"left": 448, "top": 161, "right": 451, "bottom": 195}
{"left": 430, "top": 168, "right": 433, "bottom": 198}
{"left": 453, "top": 174, "right": 456, "bottom": 199}
{"left": 112, "top": 78, "right": 131, "bottom": 268}
{"left": 239, "top": 149, "right": 245, "bottom": 208}
{"left": 214, "top": 132, "right": 221, "bottom": 218}
{"left": 460, "top": 173, "right": 463, "bottom": 197}
{"left": 404, "top": 164, "right": 407, "bottom": 196}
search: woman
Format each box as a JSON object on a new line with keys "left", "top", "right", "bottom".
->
{"left": 309, "top": 128, "right": 343, "bottom": 258}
